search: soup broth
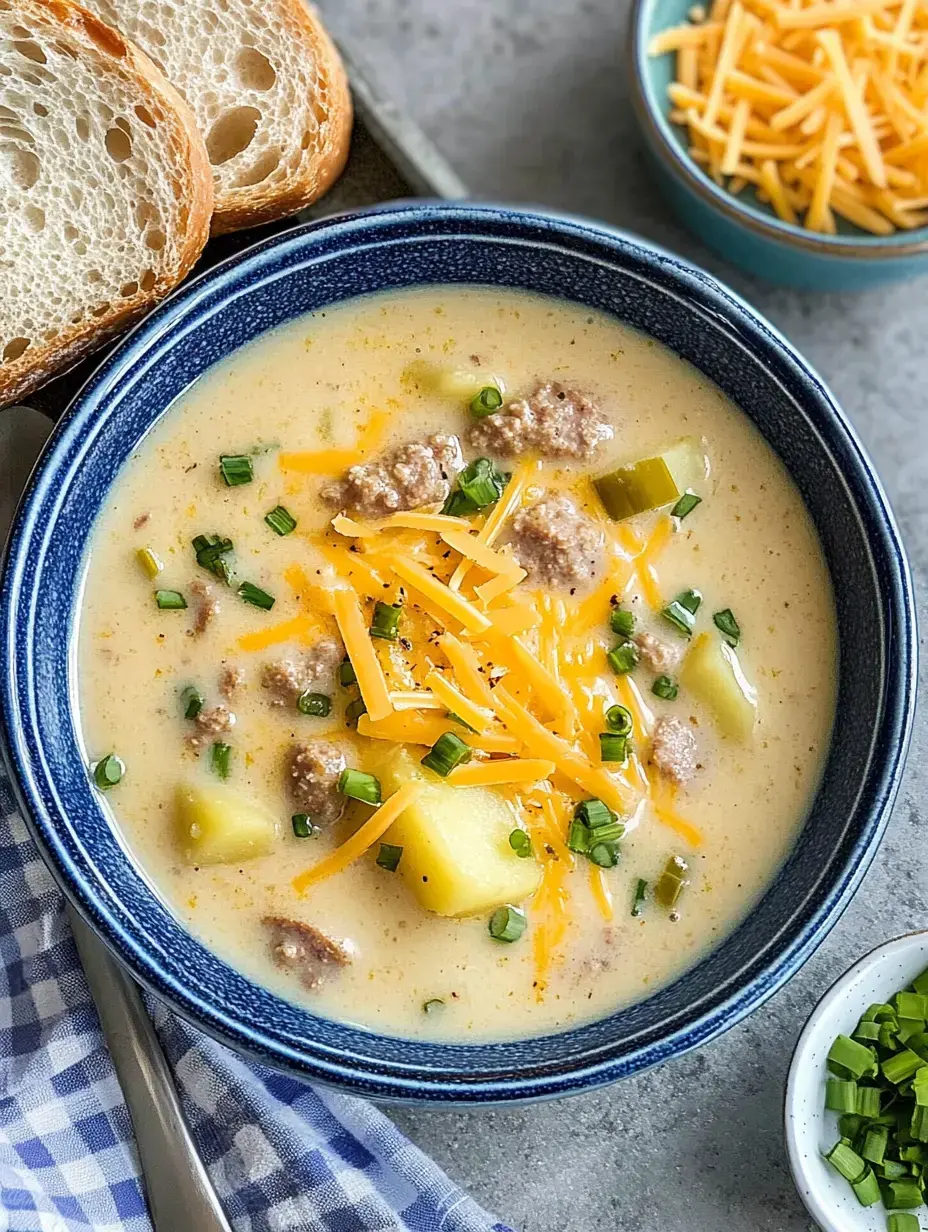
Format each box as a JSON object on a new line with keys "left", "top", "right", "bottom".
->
{"left": 78, "top": 286, "right": 837, "bottom": 1040}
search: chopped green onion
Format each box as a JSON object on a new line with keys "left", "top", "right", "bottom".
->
{"left": 508, "top": 829, "right": 533, "bottom": 858}
{"left": 442, "top": 457, "right": 507, "bottom": 515}
{"left": 448, "top": 712, "right": 478, "bottom": 733}
{"left": 850, "top": 1166, "right": 881, "bottom": 1207}
{"left": 599, "top": 732, "right": 628, "bottom": 763}
{"left": 370, "top": 601, "right": 402, "bottom": 642}
{"left": 210, "top": 742, "right": 231, "bottom": 780}
{"left": 338, "top": 658, "right": 357, "bottom": 688}
{"left": 154, "top": 589, "right": 187, "bottom": 610}
{"left": 338, "top": 769, "right": 382, "bottom": 806}
{"left": 913, "top": 968, "right": 928, "bottom": 995}
{"left": 609, "top": 608, "right": 636, "bottom": 638}
{"left": 912, "top": 1105, "right": 928, "bottom": 1143}
{"left": 345, "top": 698, "right": 367, "bottom": 726}
{"left": 93, "top": 754, "right": 124, "bottom": 790}
{"left": 879, "top": 1160, "right": 909, "bottom": 1181}
{"left": 661, "top": 588, "right": 702, "bottom": 638}
{"left": 607, "top": 640, "right": 639, "bottom": 675}
{"left": 291, "top": 813, "right": 319, "bottom": 839}
{"left": 588, "top": 841, "right": 620, "bottom": 868}
{"left": 652, "top": 675, "right": 679, "bottom": 701}
{"left": 264, "top": 505, "right": 297, "bottom": 536}
{"left": 376, "top": 843, "right": 403, "bottom": 872}
{"left": 588, "top": 819, "right": 624, "bottom": 844}
{"left": 856, "top": 1086, "right": 882, "bottom": 1117}
{"left": 421, "top": 731, "right": 472, "bottom": 777}
{"left": 828, "top": 1034, "right": 878, "bottom": 1080}
{"left": 219, "top": 454, "right": 253, "bottom": 486}
{"left": 671, "top": 491, "right": 701, "bottom": 520}
{"left": 297, "top": 691, "right": 331, "bottom": 717}
{"left": 488, "top": 904, "right": 526, "bottom": 943}
{"left": 192, "top": 534, "right": 234, "bottom": 585}
{"left": 576, "top": 799, "right": 614, "bottom": 829}
{"left": 884, "top": 1051, "right": 925, "bottom": 1085}
{"left": 655, "top": 855, "right": 689, "bottom": 908}
{"left": 567, "top": 820, "right": 591, "bottom": 854}
{"left": 180, "top": 685, "right": 204, "bottom": 720}
{"left": 237, "top": 581, "right": 276, "bottom": 610}
{"left": 862, "top": 1125, "right": 889, "bottom": 1165}
{"left": 884, "top": 1180, "right": 924, "bottom": 1210}
{"left": 839, "top": 1113, "right": 867, "bottom": 1140}
{"left": 887, "top": 1214, "right": 922, "bottom": 1231}
{"left": 422, "top": 998, "right": 444, "bottom": 1014}
{"left": 854, "top": 1020, "right": 882, "bottom": 1042}
{"left": 605, "top": 704, "right": 633, "bottom": 736}
{"left": 136, "top": 546, "right": 163, "bottom": 578}
{"left": 825, "top": 1079, "right": 861, "bottom": 1113}
{"left": 469, "top": 386, "right": 503, "bottom": 417}
{"left": 825, "top": 1140, "right": 867, "bottom": 1183}
{"left": 632, "top": 878, "right": 648, "bottom": 916}
{"left": 713, "top": 608, "right": 741, "bottom": 646}
{"left": 897, "top": 992, "right": 928, "bottom": 1020}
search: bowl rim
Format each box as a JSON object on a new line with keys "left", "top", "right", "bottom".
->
{"left": 784, "top": 930, "right": 928, "bottom": 1231}
{"left": 627, "top": 0, "right": 928, "bottom": 260}
{"left": 0, "top": 201, "right": 917, "bottom": 1102}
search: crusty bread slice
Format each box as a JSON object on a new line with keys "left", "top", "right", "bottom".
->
{"left": 81, "top": 0, "right": 352, "bottom": 233}
{"left": 0, "top": 0, "right": 213, "bottom": 406}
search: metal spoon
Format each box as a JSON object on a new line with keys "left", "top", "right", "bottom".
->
{"left": 2, "top": 406, "right": 232, "bottom": 1232}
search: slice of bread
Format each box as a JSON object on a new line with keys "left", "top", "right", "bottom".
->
{"left": 0, "top": 0, "right": 213, "bottom": 406}
{"left": 81, "top": 0, "right": 353, "bottom": 233}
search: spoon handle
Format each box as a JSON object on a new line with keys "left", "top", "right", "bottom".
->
{"left": 68, "top": 906, "right": 234, "bottom": 1232}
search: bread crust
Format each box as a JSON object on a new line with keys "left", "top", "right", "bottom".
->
{"left": 0, "top": 0, "right": 213, "bottom": 407}
{"left": 208, "top": 0, "right": 353, "bottom": 235}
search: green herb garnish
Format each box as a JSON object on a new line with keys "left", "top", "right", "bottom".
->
{"left": 376, "top": 842, "right": 403, "bottom": 872}
{"left": 237, "top": 581, "right": 275, "bottom": 611}
{"left": 370, "top": 601, "right": 402, "bottom": 642}
{"left": 488, "top": 904, "right": 526, "bottom": 943}
{"left": 652, "top": 675, "right": 679, "bottom": 700}
{"left": 297, "top": 691, "right": 331, "bottom": 717}
{"left": 265, "top": 505, "right": 297, "bottom": 536}
{"left": 338, "top": 768, "right": 382, "bottom": 805}
{"left": 713, "top": 608, "right": 741, "bottom": 646}
{"left": 181, "top": 686, "right": 204, "bottom": 720}
{"left": 607, "top": 640, "right": 639, "bottom": 675}
{"left": 210, "top": 742, "right": 232, "bottom": 780}
{"left": 219, "top": 454, "right": 253, "bottom": 486}
{"left": 421, "top": 731, "right": 472, "bottom": 777}
{"left": 154, "top": 589, "right": 187, "bottom": 610}
{"left": 508, "top": 829, "right": 533, "bottom": 858}
{"left": 469, "top": 386, "right": 503, "bottom": 417}
{"left": 661, "top": 588, "right": 702, "bottom": 638}
{"left": 93, "top": 754, "right": 124, "bottom": 790}
{"left": 671, "top": 491, "right": 701, "bottom": 520}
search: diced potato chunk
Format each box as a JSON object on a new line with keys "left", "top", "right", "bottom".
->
{"left": 681, "top": 632, "right": 757, "bottom": 741}
{"left": 175, "top": 782, "right": 278, "bottom": 865}
{"left": 594, "top": 437, "right": 709, "bottom": 520}
{"left": 402, "top": 359, "right": 505, "bottom": 402}
{"left": 380, "top": 751, "right": 542, "bottom": 917}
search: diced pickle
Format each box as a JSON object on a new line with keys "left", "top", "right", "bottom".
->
{"left": 594, "top": 437, "right": 709, "bottom": 521}
{"left": 681, "top": 631, "right": 757, "bottom": 741}
{"left": 379, "top": 750, "right": 542, "bottom": 917}
{"left": 402, "top": 359, "right": 506, "bottom": 403}
{"left": 175, "top": 782, "right": 277, "bottom": 866}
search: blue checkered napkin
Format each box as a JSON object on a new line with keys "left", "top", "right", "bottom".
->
{"left": 0, "top": 775, "right": 514, "bottom": 1232}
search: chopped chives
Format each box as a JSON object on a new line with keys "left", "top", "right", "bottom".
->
{"left": 671, "top": 491, "right": 701, "bottom": 520}
{"left": 887, "top": 1214, "right": 922, "bottom": 1231}
{"left": 508, "top": 829, "right": 533, "bottom": 858}
{"left": 839, "top": 1113, "right": 867, "bottom": 1140}
{"left": 192, "top": 534, "right": 234, "bottom": 585}
{"left": 856, "top": 1086, "right": 882, "bottom": 1117}
{"left": 469, "top": 386, "right": 503, "bottom": 417}
{"left": 297, "top": 691, "right": 331, "bottom": 717}
{"left": 210, "top": 742, "right": 231, "bottom": 780}
{"left": 92, "top": 754, "right": 124, "bottom": 790}
{"left": 567, "top": 820, "right": 591, "bottom": 854}
{"left": 136, "top": 546, "right": 163, "bottom": 578}
{"left": 441, "top": 457, "right": 507, "bottom": 515}
{"left": 588, "top": 819, "right": 624, "bottom": 844}
{"left": 338, "top": 657, "right": 357, "bottom": 688}
{"left": 576, "top": 799, "right": 614, "bottom": 829}
{"left": 862, "top": 1125, "right": 889, "bottom": 1165}
{"left": 824, "top": 1140, "right": 867, "bottom": 1183}
{"left": 828, "top": 1034, "right": 878, "bottom": 1081}
{"left": 850, "top": 1166, "right": 881, "bottom": 1207}
{"left": 897, "top": 992, "right": 928, "bottom": 1020}
{"left": 912, "top": 1105, "right": 928, "bottom": 1143}
{"left": 422, "top": 998, "right": 444, "bottom": 1014}
{"left": 376, "top": 842, "right": 403, "bottom": 872}
{"left": 661, "top": 588, "right": 702, "bottom": 638}
{"left": 488, "top": 904, "right": 526, "bottom": 943}
{"left": 605, "top": 704, "right": 633, "bottom": 736}
{"left": 588, "top": 841, "right": 620, "bottom": 868}
{"left": 421, "top": 731, "right": 472, "bottom": 777}
{"left": 180, "top": 685, "right": 204, "bottom": 720}
{"left": 154, "top": 589, "right": 187, "bottom": 610}
{"left": 370, "top": 601, "right": 402, "bottom": 642}
{"left": 291, "top": 813, "right": 319, "bottom": 839}
{"left": 219, "top": 454, "right": 253, "bottom": 486}
{"left": 713, "top": 608, "right": 741, "bottom": 646}
{"left": 607, "top": 640, "right": 639, "bottom": 676}
{"left": 825, "top": 1078, "right": 860, "bottom": 1113}
{"left": 338, "top": 768, "right": 382, "bottom": 805}
{"left": 652, "top": 675, "right": 679, "bottom": 701}
{"left": 599, "top": 732, "right": 628, "bottom": 763}
{"left": 609, "top": 608, "right": 636, "bottom": 638}
{"left": 655, "top": 855, "right": 689, "bottom": 908}
{"left": 884, "top": 1180, "right": 924, "bottom": 1210}
{"left": 883, "top": 1050, "right": 925, "bottom": 1085}
{"left": 237, "top": 581, "right": 275, "bottom": 610}
{"left": 913, "top": 968, "right": 928, "bottom": 995}
{"left": 345, "top": 697, "right": 367, "bottom": 726}
{"left": 264, "top": 505, "right": 297, "bottom": 536}
{"left": 854, "top": 1020, "right": 882, "bottom": 1042}
{"left": 632, "top": 878, "right": 648, "bottom": 916}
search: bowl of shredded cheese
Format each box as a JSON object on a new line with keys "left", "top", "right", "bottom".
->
{"left": 629, "top": 0, "right": 928, "bottom": 287}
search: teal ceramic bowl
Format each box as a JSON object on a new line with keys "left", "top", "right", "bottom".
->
{"left": 628, "top": 0, "right": 928, "bottom": 289}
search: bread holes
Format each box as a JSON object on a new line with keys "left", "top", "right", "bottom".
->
{"left": 0, "top": 144, "right": 40, "bottom": 189}
{"left": 140, "top": 268, "right": 156, "bottom": 292}
{"left": 206, "top": 106, "right": 260, "bottom": 165}
{"left": 12, "top": 40, "right": 47, "bottom": 64}
{"left": 2, "top": 337, "right": 30, "bottom": 363}
{"left": 134, "top": 105, "right": 155, "bottom": 129}
{"left": 91, "top": 303, "right": 111, "bottom": 318}
{"left": 63, "top": 222, "right": 80, "bottom": 243}
{"left": 104, "top": 126, "right": 132, "bottom": 162}
{"left": 119, "top": 280, "right": 138, "bottom": 298}
{"left": 144, "top": 228, "right": 166, "bottom": 251}
{"left": 85, "top": 269, "right": 103, "bottom": 285}
{"left": 238, "top": 147, "right": 279, "bottom": 186}
{"left": 75, "top": 115, "right": 90, "bottom": 141}
{"left": 235, "top": 48, "right": 276, "bottom": 92}
{"left": 32, "top": 102, "right": 47, "bottom": 117}
{"left": 23, "top": 204, "right": 44, "bottom": 232}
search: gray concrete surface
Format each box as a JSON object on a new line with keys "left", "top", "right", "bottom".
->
{"left": 315, "top": 3, "right": 927, "bottom": 1229}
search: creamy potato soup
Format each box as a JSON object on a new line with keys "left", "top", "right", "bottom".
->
{"left": 78, "top": 286, "right": 837, "bottom": 1040}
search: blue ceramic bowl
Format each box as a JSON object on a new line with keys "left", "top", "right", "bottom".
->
{"left": 628, "top": 0, "right": 928, "bottom": 289}
{"left": 0, "top": 203, "right": 915, "bottom": 1102}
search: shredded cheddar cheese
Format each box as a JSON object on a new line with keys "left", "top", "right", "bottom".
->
{"left": 384, "top": 554, "right": 492, "bottom": 635}
{"left": 332, "top": 589, "right": 393, "bottom": 722}
{"left": 650, "top": 0, "right": 928, "bottom": 232}
{"left": 423, "top": 669, "right": 496, "bottom": 733}
{"left": 448, "top": 759, "right": 556, "bottom": 787}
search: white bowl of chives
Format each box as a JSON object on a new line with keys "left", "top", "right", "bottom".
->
{"left": 786, "top": 932, "right": 928, "bottom": 1232}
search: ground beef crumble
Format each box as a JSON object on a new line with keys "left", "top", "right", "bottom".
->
{"left": 262, "top": 638, "right": 343, "bottom": 706}
{"left": 634, "top": 632, "right": 682, "bottom": 675}
{"left": 509, "top": 493, "right": 605, "bottom": 591}
{"left": 468, "top": 381, "right": 613, "bottom": 461}
{"left": 287, "top": 740, "right": 347, "bottom": 825}
{"left": 264, "top": 916, "right": 355, "bottom": 990}
{"left": 186, "top": 704, "right": 235, "bottom": 752}
{"left": 219, "top": 664, "right": 245, "bottom": 700}
{"left": 321, "top": 433, "right": 464, "bottom": 517}
{"left": 189, "top": 578, "right": 220, "bottom": 635}
{"left": 649, "top": 715, "right": 699, "bottom": 786}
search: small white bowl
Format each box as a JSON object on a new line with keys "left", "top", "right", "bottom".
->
{"left": 786, "top": 931, "right": 928, "bottom": 1232}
